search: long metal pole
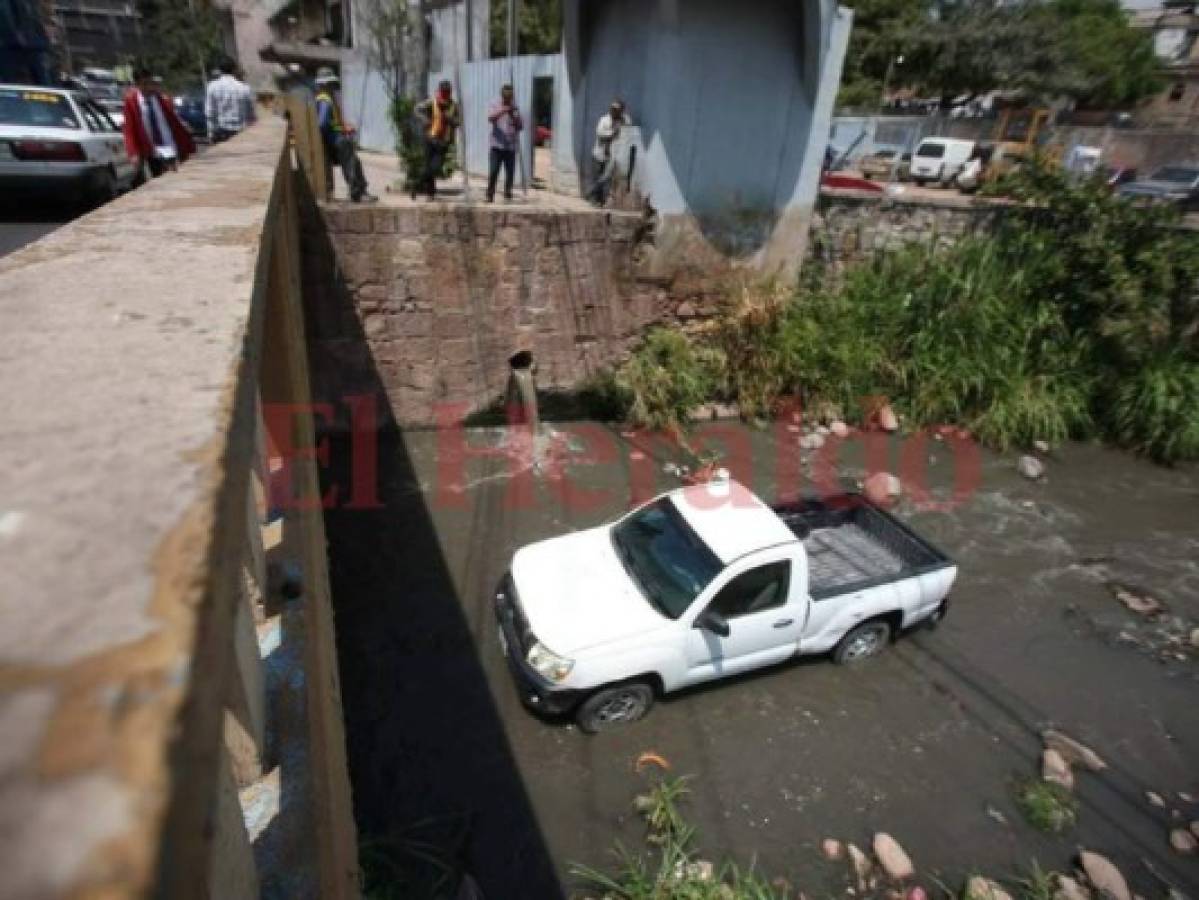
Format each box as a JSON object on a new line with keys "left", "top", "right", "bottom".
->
{"left": 508, "top": 0, "right": 528, "bottom": 196}
{"left": 465, "top": 0, "right": 474, "bottom": 62}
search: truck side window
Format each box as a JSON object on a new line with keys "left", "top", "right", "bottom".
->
{"left": 708, "top": 561, "right": 791, "bottom": 619}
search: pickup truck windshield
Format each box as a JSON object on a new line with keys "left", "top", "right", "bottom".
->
{"left": 611, "top": 498, "right": 722, "bottom": 619}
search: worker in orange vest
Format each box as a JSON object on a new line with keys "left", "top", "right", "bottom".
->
{"left": 414, "top": 80, "right": 460, "bottom": 200}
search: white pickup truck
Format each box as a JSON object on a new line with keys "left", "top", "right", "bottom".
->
{"left": 495, "top": 476, "right": 956, "bottom": 732}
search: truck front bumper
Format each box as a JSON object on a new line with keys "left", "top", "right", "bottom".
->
{"left": 494, "top": 576, "right": 583, "bottom": 716}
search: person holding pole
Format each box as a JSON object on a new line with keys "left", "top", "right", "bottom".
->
{"left": 486, "top": 84, "right": 523, "bottom": 203}
{"left": 414, "top": 80, "right": 461, "bottom": 201}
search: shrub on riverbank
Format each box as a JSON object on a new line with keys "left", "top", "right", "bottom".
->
{"left": 616, "top": 168, "right": 1199, "bottom": 462}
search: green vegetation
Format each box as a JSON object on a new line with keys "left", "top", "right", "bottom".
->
{"left": 571, "top": 775, "right": 791, "bottom": 899}
{"left": 137, "top": 0, "right": 224, "bottom": 92}
{"left": 490, "top": 0, "right": 561, "bottom": 57}
{"left": 839, "top": 0, "right": 1160, "bottom": 109}
{"left": 1014, "top": 862, "right": 1058, "bottom": 900}
{"left": 1015, "top": 780, "right": 1078, "bottom": 833}
{"left": 613, "top": 167, "right": 1199, "bottom": 463}
{"left": 618, "top": 330, "right": 725, "bottom": 435}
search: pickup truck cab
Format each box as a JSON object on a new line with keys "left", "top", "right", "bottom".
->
{"left": 496, "top": 476, "right": 956, "bottom": 732}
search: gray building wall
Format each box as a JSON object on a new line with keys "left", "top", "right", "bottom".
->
{"left": 562, "top": 0, "right": 851, "bottom": 272}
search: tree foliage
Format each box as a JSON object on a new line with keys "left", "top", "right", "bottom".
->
{"left": 488, "top": 0, "right": 560, "bottom": 58}
{"left": 838, "top": 0, "right": 1160, "bottom": 108}
{"left": 360, "top": 0, "right": 424, "bottom": 101}
{"left": 136, "top": 0, "right": 223, "bottom": 92}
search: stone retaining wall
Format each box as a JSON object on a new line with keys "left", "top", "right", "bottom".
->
{"left": 302, "top": 204, "right": 719, "bottom": 427}
{"left": 807, "top": 190, "right": 1008, "bottom": 274}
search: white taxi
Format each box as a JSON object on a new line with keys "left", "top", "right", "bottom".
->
{"left": 0, "top": 84, "right": 137, "bottom": 206}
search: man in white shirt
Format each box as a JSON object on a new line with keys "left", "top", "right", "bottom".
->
{"left": 587, "top": 98, "right": 630, "bottom": 206}
{"left": 206, "top": 58, "right": 256, "bottom": 143}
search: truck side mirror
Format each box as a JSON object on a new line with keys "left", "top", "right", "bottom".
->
{"left": 696, "top": 609, "right": 730, "bottom": 638}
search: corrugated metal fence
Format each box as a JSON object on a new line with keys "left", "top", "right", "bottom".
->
{"left": 429, "top": 54, "right": 563, "bottom": 182}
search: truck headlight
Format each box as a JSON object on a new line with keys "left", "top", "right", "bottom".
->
{"left": 526, "top": 641, "right": 574, "bottom": 682}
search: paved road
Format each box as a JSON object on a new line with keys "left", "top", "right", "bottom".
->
{"left": 323, "top": 422, "right": 1199, "bottom": 899}
{"left": 0, "top": 204, "right": 72, "bottom": 258}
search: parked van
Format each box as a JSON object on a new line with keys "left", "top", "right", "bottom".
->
{"left": 910, "top": 138, "right": 976, "bottom": 186}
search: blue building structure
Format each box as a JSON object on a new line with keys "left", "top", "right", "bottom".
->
{"left": 562, "top": 0, "right": 852, "bottom": 272}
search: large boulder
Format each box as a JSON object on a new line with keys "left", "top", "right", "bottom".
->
{"left": 1043, "top": 730, "right": 1107, "bottom": 772}
{"left": 822, "top": 838, "right": 844, "bottom": 861}
{"left": 847, "top": 842, "right": 873, "bottom": 888}
{"left": 966, "top": 876, "right": 1014, "bottom": 900}
{"left": 1042, "top": 748, "right": 1075, "bottom": 790}
{"left": 1078, "top": 851, "right": 1130, "bottom": 900}
{"left": 864, "top": 472, "right": 902, "bottom": 505}
{"left": 873, "top": 832, "right": 914, "bottom": 881}
{"left": 1054, "top": 875, "right": 1090, "bottom": 900}
{"left": 1018, "top": 455, "right": 1045, "bottom": 480}
{"left": 1169, "top": 828, "right": 1197, "bottom": 855}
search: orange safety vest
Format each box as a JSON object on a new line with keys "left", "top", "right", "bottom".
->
{"left": 429, "top": 98, "right": 458, "bottom": 141}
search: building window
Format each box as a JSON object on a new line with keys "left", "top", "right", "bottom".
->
{"left": 1169, "top": 82, "right": 1186, "bottom": 101}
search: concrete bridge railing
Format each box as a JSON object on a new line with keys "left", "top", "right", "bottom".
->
{"left": 0, "top": 118, "right": 357, "bottom": 899}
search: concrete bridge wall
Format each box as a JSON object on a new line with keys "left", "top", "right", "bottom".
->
{"left": 0, "top": 119, "right": 358, "bottom": 899}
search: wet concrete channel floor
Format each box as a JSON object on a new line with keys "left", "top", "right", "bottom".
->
{"left": 323, "top": 422, "right": 1199, "bottom": 898}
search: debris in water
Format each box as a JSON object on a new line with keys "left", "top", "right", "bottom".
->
{"left": 1147, "top": 791, "right": 1166, "bottom": 808}
{"left": 634, "top": 751, "right": 671, "bottom": 773}
{"left": 1018, "top": 455, "right": 1045, "bottom": 480}
{"left": 1109, "top": 584, "right": 1164, "bottom": 618}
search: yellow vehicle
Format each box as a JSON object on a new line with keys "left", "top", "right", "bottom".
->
{"left": 958, "top": 107, "right": 1062, "bottom": 192}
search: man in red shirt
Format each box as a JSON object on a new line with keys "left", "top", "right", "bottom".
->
{"left": 122, "top": 68, "right": 195, "bottom": 181}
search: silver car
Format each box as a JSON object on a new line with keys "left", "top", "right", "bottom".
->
{"left": 1118, "top": 164, "right": 1199, "bottom": 211}
{"left": 0, "top": 84, "right": 137, "bottom": 206}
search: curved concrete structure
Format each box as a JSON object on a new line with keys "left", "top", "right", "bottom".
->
{"left": 563, "top": 0, "right": 851, "bottom": 271}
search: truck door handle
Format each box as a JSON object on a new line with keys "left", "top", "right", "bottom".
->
{"left": 773, "top": 618, "right": 794, "bottom": 628}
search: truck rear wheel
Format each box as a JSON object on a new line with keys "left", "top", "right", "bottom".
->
{"left": 576, "top": 681, "right": 654, "bottom": 733}
{"left": 833, "top": 621, "right": 892, "bottom": 665}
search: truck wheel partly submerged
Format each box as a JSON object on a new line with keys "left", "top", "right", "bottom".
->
{"left": 577, "top": 682, "right": 654, "bottom": 733}
{"left": 833, "top": 621, "right": 892, "bottom": 665}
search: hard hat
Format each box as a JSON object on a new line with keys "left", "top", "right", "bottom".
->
{"left": 314, "top": 67, "right": 339, "bottom": 86}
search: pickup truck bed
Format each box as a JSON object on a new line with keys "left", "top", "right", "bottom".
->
{"left": 774, "top": 494, "right": 952, "bottom": 599}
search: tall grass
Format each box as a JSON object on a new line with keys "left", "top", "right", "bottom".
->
{"left": 615, "top": 166, "right": 1199, "bottom": 463}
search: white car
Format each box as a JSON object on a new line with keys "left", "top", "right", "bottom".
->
{"left": 910, "top": 137, "right": 976, "bottom": 187}
{"left": 496, "top": 475, "right": 957, "bottom": 732}
{"left": 0, "top": 84, "right": 137, "bottom": 205}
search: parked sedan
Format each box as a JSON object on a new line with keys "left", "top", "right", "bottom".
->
{"left": 859, "top": 149, "right": 910, "bottom": 181}
{"left": 1118, "top": 165, "right": 1199, "bottom": 210}
{"left": 0, "top": 84, "right": 137, "bottom": 205}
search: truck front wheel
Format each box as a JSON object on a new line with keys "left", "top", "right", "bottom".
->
{"left": 833, "top": 621, "right": 892, "bottom": 665}
{"left": 576, "top": 681, "right": 654, "bottom": 733}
